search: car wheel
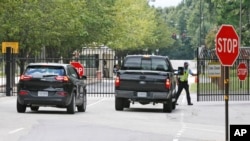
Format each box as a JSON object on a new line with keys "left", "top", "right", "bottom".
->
{"left": 115, "top": 97, "right": 124, "bottom": 111}
{"left": 123, "top": 99, "right": 130, "bottom": 108}
{"left": 16, "top": 99, "right": 26, "bottom": 113}
{"left": 67, "top": 94, "right": 76, "bottom": 114}
{"left": 30, "top": 106, "right": 39, "bottom": 111}
{"left": 77, "top": 92, "right": 87, "bottom": 112}
{"left": 163, "top": 99, "right": 172, "bottom": 113}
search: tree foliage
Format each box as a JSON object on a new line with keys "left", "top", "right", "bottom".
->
{"left": 1, "top": 0, "right": 250, "bottom": 61}
{"left": 108, "top": 0, "right": 157, "bottom": 50}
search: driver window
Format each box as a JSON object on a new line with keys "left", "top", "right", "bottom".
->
{"left": 68, "top": 66, "right": 79, "bottom": 79}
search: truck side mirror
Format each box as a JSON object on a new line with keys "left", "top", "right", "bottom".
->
{"left": 178, "top": 67, "right": 184, "bottom": 75}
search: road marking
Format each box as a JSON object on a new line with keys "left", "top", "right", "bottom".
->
{"left": 87, "top": 98, "right": 106, "bottom": 107}
{"left": 173, "top": 98, "right": 186, "bottom": 141}
{"left": 8, "top": 128, "right": 24, "bottom": 134}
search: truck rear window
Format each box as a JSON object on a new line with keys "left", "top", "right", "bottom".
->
{"left": 122, "top": 57, "right": 169, "bottom": 71}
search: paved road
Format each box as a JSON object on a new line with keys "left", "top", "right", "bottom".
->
{"left": 1, "top": 93, "right": 250, "bottom": 141}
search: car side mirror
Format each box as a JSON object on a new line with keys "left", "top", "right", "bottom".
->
{"left": 81, "top": 75, "right": 87, "bottom": 80}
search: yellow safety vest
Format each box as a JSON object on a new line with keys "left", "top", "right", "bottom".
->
{"left": 180, "top": 69, "right": 189, "bottom": 82}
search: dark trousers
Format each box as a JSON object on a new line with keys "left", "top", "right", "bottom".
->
{"left": 176, "top": 81, "right": 191, "bottom": 104}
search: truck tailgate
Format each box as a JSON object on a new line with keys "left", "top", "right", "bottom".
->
{"left": 118, "top": 71, "right": 169, "bottom": 92}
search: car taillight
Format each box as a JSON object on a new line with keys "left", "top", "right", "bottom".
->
{"left": 56, "top": 91, "right": 68, "bottom": 96}
{"left": 165, "top": 79, "right": 171, "bottom": 89}
{"left": 55, "top": 76, "right": 69, "bottom": 82}
{"left": 20, "top": 75, "right": 32, "bottom": 81}
{"left": 18, "top": 90, "right": 28, "bottom": 95}
{"left": 115, "top": 76, "right": 120, "bottom": 87}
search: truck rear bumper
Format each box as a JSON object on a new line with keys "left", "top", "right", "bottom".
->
{"left": 115, "top": 90, "right": 171, "bottom": 100}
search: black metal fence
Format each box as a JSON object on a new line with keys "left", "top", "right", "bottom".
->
{"left": 2, "top": 46, "right": 250, "bottom": 101}
{"left": 0, "top": 48, "right": 120, "bottom": 97}
{"left": 197, "top": 47, "right": 250, "bottom": 101}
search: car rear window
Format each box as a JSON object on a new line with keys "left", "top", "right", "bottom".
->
{"left": 24, "top": 66, "right": 65, "bottom": 77}
{"left": 122, "top": 57, "right": 169, "bottom": 71}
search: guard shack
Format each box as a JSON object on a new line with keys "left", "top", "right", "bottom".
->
{"left": 80, "top": 46, "right": 116, "bottom": 79}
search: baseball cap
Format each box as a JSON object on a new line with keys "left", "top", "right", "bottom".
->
{"left": 184, "top": 62, "right": 189, "bottom": 65}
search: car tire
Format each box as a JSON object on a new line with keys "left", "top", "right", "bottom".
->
{"left": 163, "top": 99, "right": 172, "bottom": 113}
{"left": 67, "top": 94, "right": 76, "bottom": 114}
{"left": 77, "top": 92, "right": 87, "bottom": 112}
{"left": 17, "top": 99, "right": 26, "bottom": 113}
{"left": 115, "top": 97, "right": 124, "bottom": 111}
{"left": 30, "top": 106, "right": 39, "bottom": 111}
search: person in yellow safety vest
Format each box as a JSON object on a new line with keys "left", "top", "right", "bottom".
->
{"left": 176, "top": 62, "right": 197, "bottom": 106}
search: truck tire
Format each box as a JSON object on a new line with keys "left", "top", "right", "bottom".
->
{"left": 163, "top": 99, "right": 172, "bottom": 113}
{"left": 17, "top": 99, "right": 26, "bottom": 113}
{"left": 172, "top": 101, "right": 176, "bottom": 110}
{"left": 30, "top": 106, "right": 39, "bottom": 111}
{"left": 115, "top": 97, "right": 124, "bottom": 111}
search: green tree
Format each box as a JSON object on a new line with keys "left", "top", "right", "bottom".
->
{"left": 108, "top": 0, "right": 157, "bottom": 50}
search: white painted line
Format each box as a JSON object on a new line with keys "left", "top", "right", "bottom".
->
{"left": 87, "top": 98, "right": 106, "bottom": 107}
{"left": 173, "top": 113, "right": 186, "bottom": 141}
{"left": 8, "top": 128, "right": 24, "bottom": 134}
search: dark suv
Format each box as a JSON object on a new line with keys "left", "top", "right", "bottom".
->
{"left": 17, "top": 63, "right": 87, "bottom": 114}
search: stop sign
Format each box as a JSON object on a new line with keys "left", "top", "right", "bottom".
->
{"left": 237, "top": 62, "right": 248, "bottom": 81}
{"left": 215, "top": 24, "right": 239, "bottom": 66}
{"left": 70, "top": 62, "right": 84, "bottom": 77}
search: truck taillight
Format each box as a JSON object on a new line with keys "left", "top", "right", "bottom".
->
{"left": 115, "top": 76, "right": 120, "bottom": 87}
{"left": 165, "top": 79, "right": 171, "bottom": 89}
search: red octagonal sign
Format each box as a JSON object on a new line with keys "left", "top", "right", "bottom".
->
{"left": 237, "top": 62, "right": 248, "bottom": 81}
{"left": 70, "top": 62, "right": 84, "bottom": 77}
{"left": 216, "top": 24, "right": 239, "bottom": 66}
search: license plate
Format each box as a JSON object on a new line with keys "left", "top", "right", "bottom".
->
{"left": 137, "top": 92, "right": 147, "bottom": 97}
{"left": 38, "top": 91, "right": 48, "bottom": 97}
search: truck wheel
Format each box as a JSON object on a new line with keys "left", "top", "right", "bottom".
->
{"left": 17, "top": 99, "right": 26, "bottom": 113}
{"left": 115, "top": 97, "right": 124, "bottom": 111}
{"left": 77, "top": 93, "right": 87, "bottom": 112}
{"left": 172, "top": 100, "right": 176, "bottom": 110}
{"left": 124, "top": 99, "right": 130, "bottom": 108}
{"left": 67, "top": 94, "right": 76, "bottom": 114}
{"left": 163, "top": 99, "right": 172, "bottom": 113}
{"left": 30, "top": 106, "right": 39, "bottom": 111}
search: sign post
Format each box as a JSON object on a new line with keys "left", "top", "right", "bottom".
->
{"left": 215, "top": 24, "right": 239, "bottom": 141}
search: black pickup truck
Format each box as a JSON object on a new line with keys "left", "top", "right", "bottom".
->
{"left": 115, "top": 55, "right": 177, "bottom": 113}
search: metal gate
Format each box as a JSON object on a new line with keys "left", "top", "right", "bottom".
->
{"left": 197, "top": 47, "right": 250, "bottom": 101}
{"left": 0, "top": 47, "right": 120, "bottom": 97}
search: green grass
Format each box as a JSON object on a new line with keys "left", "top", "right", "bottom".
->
{"left": 190, "top": 83, "right": 197, "bottom": 93}
{"left": 190, "top": 77, "right": 249, "bottom": 93}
